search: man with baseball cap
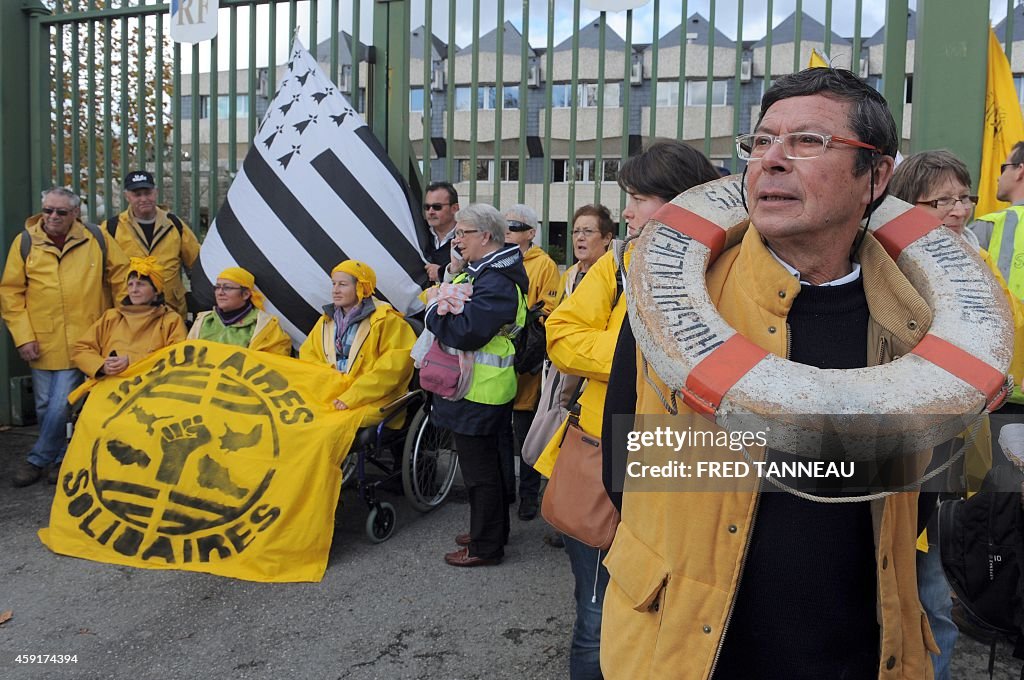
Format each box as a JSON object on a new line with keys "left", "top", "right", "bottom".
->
{"left": 105, "top": 169, "right": 200, "bottom": 319}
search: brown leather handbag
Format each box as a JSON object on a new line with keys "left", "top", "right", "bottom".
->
{"left": 540, "top": 412, "right": 620, "bottom": 550}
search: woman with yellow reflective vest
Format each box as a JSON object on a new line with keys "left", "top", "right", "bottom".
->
{"left": 425, "top": 204, "right": 528, "bottom": 568}
{"left": 545, "top": 140, "right": 719, "bottom": 679}
{"left": 187, "top": 267, "right": 292, "bottom": 355}
{"left": 72, "top": 257, "right": 186, "bottom": 378}
{"left": 299, "top": 260, "right": 416, "bottom": 428}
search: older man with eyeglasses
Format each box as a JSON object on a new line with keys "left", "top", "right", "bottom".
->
{"left": 603, "top": 68, "right": 938, "bottom": 680}
{"left": 1, "top": 186, "right": 130, "bottom": 487}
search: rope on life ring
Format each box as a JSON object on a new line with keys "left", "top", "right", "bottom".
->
{"left": 627, "top": 175, "right": 1014, "bottom": 461}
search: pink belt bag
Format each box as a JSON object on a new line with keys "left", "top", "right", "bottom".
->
{"left": 418, "top": 339, "right": 473, "bottom": 400}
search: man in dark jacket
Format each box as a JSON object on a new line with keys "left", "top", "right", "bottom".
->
{"left": 425, "top": 203, "right": 528, "bottom": 567}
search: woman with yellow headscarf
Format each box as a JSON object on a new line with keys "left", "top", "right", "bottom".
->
{"left": 299, "top": 260, "right": 417, "bottom": 426}
{"left": 72, "top": 256, "right": 187, "bottom": 377}
{"left": 186, "top": 266, "right": 291, "bottom": 355}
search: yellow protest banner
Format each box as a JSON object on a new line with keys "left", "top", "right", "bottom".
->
{"left": 39, "top": 340, "right": 363, "bottom": 583}
{"left": 977, "top": 26, "right": 1024, "bottom": 217}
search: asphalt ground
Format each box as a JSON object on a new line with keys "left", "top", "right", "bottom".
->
{"left": 1, "top": 425, "right": 1020, "bottom": 679}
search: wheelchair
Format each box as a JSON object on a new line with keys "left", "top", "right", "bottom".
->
{"left": 341, "top": 389, "right": 458, "bottom": 543}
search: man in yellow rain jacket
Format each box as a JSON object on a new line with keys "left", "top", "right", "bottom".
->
{"left": 501, "top": 204, "right": 559, "bottom": 520}
{"left": 106, "top": 170, "right": 200, "bottom": 319}
{"left": 1, "top": 186, "right": 130, "bottom": 487}
{"left": 602, "top": 69, "right": 936, "bottom": 679}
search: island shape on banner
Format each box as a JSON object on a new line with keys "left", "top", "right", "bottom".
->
{"left": 39, "top": 340, "right": 362, "bottom": 583}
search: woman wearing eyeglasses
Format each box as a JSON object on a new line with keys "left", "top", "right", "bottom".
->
{"left": 298, "top": 260, "right": 416, "bottom": 426}
{"left": 186, "top": 267, "right": 292, "bottom": 355}
{"left": 559, "top": 204, "right": 616, "bottom": 303}
{"left": 890, "top": 149, "right": 1024, "bottom": 680}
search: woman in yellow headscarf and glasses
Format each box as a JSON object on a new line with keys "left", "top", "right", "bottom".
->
{"left": 299, "top": 260, "right": 417, "bottom": 427}
{"left": 187, "top": 266, "right": 292, "bottom": 355}
{"left": 72, "top": 256, "right": 187, "bottom": 378}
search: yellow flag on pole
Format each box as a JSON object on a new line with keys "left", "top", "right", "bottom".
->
{"left": 977, "top": 27, "right": 1024, "bottom": 217}
{"left": 39, "top": 341, "right": 364, "bottom": 582}
{"left": 808, "top": 48, "right": 829, "bottom": 69}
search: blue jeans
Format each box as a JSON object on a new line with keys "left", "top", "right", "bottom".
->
{"left": 26, "top": 368, "right": 84, "bottom": 468}
{"left": 918, "top": 544, "right": 957, "bottom": 680}
{"left": 564, "top": 535, "right": 609, "bottom": 680}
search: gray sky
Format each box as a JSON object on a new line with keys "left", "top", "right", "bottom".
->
{"left": 180, "top": 0, "right": 1013, "bottom": 71}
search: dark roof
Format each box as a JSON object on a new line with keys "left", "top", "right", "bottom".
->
{"left": 456, "top": 20, "right": 534, "bottom": 56}
{"left": 753, "top": 11, "right": 850, "bottom": 48}
{"left": 659, "top": 13, "right": 734, "bottom": 49}
{"left": 865, "top": 8, "right": 915, "bottom": 46}
{"left": 995, "top": 5, "right": 1024, "bottom": 43}
{"left": 554, "top": 19, "right": 626, "bottom": 52}
{"left": 410, "top": 25, "right": 453, "bottom": 60}
{"left": 313, "top": 30, "right": 369, "bottom": 64}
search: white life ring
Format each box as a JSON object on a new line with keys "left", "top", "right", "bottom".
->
{"left": 627, "top": 175, "right": 1014, "bottom": 460}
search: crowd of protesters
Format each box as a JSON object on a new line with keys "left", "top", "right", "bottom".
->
{"left": 5, "top": 66, "right": 1024, "bottom": 680}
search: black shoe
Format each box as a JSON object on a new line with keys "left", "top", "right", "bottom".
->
{"left": 12, "top": 461, "right": 44, "bottom": 488}
{"left": 543, "top": 532, "right": 565, "bottom": 548}
{"left": 518, "top": 496, "right": 539, "bottom": 521}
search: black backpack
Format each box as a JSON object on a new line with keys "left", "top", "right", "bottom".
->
{"left": 513, "top": 301, "right": 547, "bottom": 375}
{"left": 939, "top": 463, "right": 1024, "bottom": 678}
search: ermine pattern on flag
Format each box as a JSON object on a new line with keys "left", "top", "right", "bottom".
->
{"left": 193, "top": 39, "right": 428, "bottom": 345}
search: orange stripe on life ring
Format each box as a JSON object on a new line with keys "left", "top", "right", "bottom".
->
{"left": 911, "top": 334, "right": 1006, "bottom": 403}
{"left": 872, "top": 206, "right": 941, "bottom": 261}
{"left": 683, "top": 334, "right": 769, "bottom": 418}
{"left": 653, "top": 203, "right": 729, "bottom": 263}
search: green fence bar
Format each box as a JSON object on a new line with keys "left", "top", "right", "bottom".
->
{"left": 676, "top": 0, "right": 688, "bottom": 140}
{"left": 824, "top": 0, "right": 833, "bottom": 57}
{"left": 792, "top": 0, "right": 802, "bottom": 73}
{"left": 330, "top": 0, "right": 339, "bottom": 83}
{"left": 493, "top": 0, "right": 504, "bottom": 207}
{"left": 102, "top": 16, "right": 112, "bottom": 216}
{"left": 191, "top": 42, "right": 201, "bottom": 232}
{"left": 267, "top": 2, "right": 277, "bottom": 98}
{"left": 209, "top": 32, "right": 219, "bottom": 219}
{"left": 248, "top": 9, "right": 257, "bottom": 145}
{"left": 882, "top": 0, "right": 909, "bottom": 138}
{"left": 648, "top": 0, "right": 659, "bottom": 139}
{"left": 87, "top": 3, "right": 97, "bottom": 218}
{"left": 172, "top": 40, "right": 181, "bottom": 214}
{"left": 352, "top": 0, "right": 361, "bottom": 115}
{"left": 1007, "top": 0, "right": 1014, "bottom": 62}
{"left": 595, "top": 11, "right": 606, "bottom": 206}
{"left": 703, "top": 0, "right": 714, "bottom": 158}
{"left": 566, "top": 0, "right": 580, "bottom": 226}
{"left": 731, "top": 0, "right": 744, "bottom": 169}
{"left": 308, "top": 0, "right": 317, "bottom": 59}
{"left": 469, "top": 0, "right": 480, "bottom": 202}
{"left": 445, "top": 0, "right": 455, "bottom": 181}
{"left": 541, "top": 0, "right": 555, "bottom": 238}
{"left": 154, "top": 9, "right": 164, "bottom": 196}
{"left": 517, "top": 0, "right": 528, "bottom": 205}
{"left": 422, "top": 0, "right": 433, "bottom": 189}
{"left": 852, "top": 0, "right": 862, "bottom": 77}
{"left": 619, "top": 9, "right": 632, "bottom": 234}
{"left": 136, "top": 9, "right": 145, "bottom": 169}
{"left": 119, "top": 15, "right": 129, "bottom": 210}
{"left": 54, "top": 25, "right": 65, "bottom": 186}
{"left": 764, "top": 0, "right": 773, "bottom": 88}
{"left": 228, "top": 6, "right": 238, "bottom": 173}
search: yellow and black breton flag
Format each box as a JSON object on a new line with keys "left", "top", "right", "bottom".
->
{"left": 39, "top": 340, "right": 363, "bottom": 582}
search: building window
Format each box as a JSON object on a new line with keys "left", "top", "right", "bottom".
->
{"left": 410, "top": 87, "right": 424, "bottom": 112}
{"left": 454, "top": 85, "right": 520, "bottom": 111}
{"left": 684, "top": 80, "right": 729, "bottom": 107}
{"left": 552, "top": 158, "right": 620, "bottom": 183}
{"left": 198, "top": 95, "right": 252, "bottom": 119}
{"left": 551, "top": 82, "right": 621, "bottom": 108}
{"left": 459, "top": 159, "right": 519, "bottom": 182}
{"left": 655, "top": 81, "right": 680, "bottom": 107}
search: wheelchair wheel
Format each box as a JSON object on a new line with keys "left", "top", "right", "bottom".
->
{"left": 340, "top": 450, "right": 358, "bottom": 490}
{"left": 401, "top": 404, "right": 458, "bottom": 512}
{"left": 365, "top": 501, "right": 396, "bottom": 543}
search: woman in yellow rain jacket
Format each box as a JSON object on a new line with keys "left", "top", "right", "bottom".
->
{"left": 72, "top": 257, "right": 186, "bottom": 378}
{"left": 299, "top": 260, "right": 416, "bottom": 427}
{"left": 544, "top": 140, "right": 719, "bottom": 679}
{"left": 187, "top": 267, "right": 292, "bottom": 355}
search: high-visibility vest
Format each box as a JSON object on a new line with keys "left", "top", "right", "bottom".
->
{"left": 453, "top": 271, "right": 526, "bottom": 406}
{"left": 976, "top": 205, "right": 1024, "bottom": 300}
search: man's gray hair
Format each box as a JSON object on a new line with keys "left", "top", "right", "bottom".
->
{"left": 504, "top": 203, "right": 542, "bottom": 244}
{"left": 41, "top": 186, "right": 81, "bottom": 209}
{"left": 456, "top": 203, "right": 507, "bottom": 245}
